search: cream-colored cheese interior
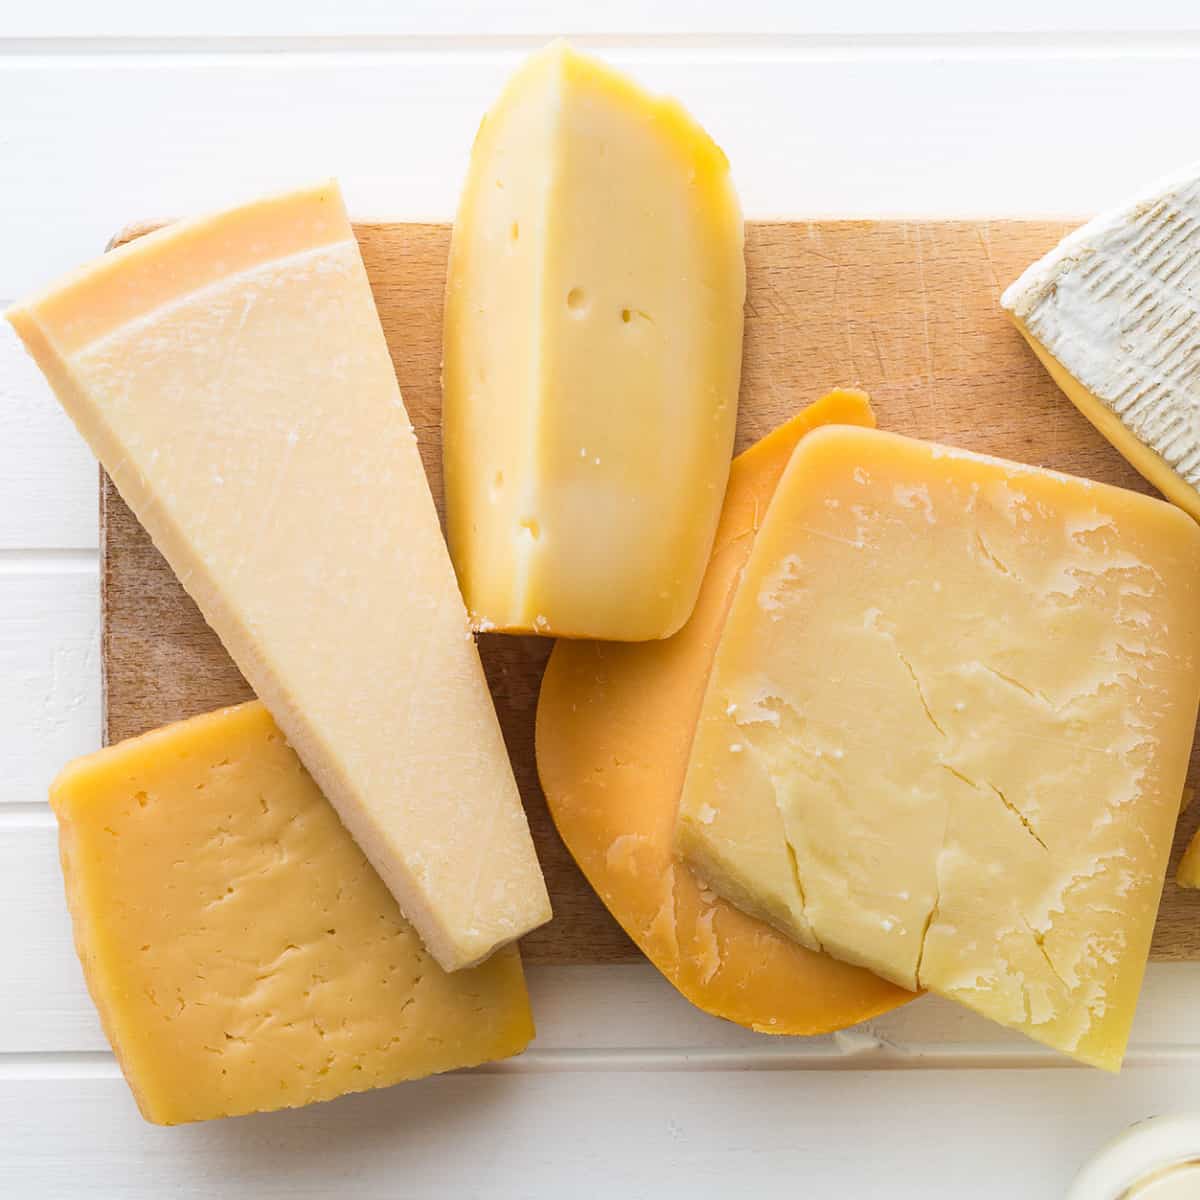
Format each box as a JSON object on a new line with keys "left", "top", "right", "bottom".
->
{"left": 443, "top": 43, "right": 744, "bottom": 640}
{"left": 8, "top": 183, "right": 550, "bottom": 974}
{"left": 678, "top": 425, "right": 1200, "bottom": 1069}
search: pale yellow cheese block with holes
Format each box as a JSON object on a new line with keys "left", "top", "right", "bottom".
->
{"left": 51, "top": 702, "right": 534, "bottom": 1125}
{"left": 443, "top": 43, "right": 744, "bottom": 641}
{"left": 677, "top": 426, "right": 1200, "bottom": 1069}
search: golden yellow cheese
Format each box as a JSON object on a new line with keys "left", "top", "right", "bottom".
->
{"left": 444, "top": 42, "right": 744, "bottom": 641}
{"left": 51, "top": 702, "right": 534, "bottom": 1126}
{"left": 677, "top": 425, "right": 1200, "bottom": 1069}
{"left": 8, "top": 182, "right": 549, "bottom": 972}
{"left": 1177, "top": 828, "right": 1200, "bottom": 889}
{"left": 537, "top": 392, "right": 911, "bottom": 1034}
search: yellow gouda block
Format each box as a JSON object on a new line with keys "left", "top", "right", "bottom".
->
{"left": 537, "top": 393, "right": 912, "bottom": 1034}
{"left": 8, "top": 182, "right": 549, "bottom": 972}
{"left": 678, "top": 425, "right": 1200, "bottom": 1069}
{"left": 51, "top": 702, "right": 534, "bottom": 1125}
{"left": 444, "top": 43, "right": 744, "bottom": 641}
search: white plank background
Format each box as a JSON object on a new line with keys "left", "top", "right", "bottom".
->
{"left": 5, "top": 3, "right": 1200, "bottom": 1194}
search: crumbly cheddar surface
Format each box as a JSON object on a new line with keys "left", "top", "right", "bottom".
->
{"left": 538, "top": 393, "right": 912, "bottom": 1035}
{"left": 51, "top": 702, "right": 534, "bottom": 1125}
{"left": 678, "top": 425, "right": 1200, "bottom": 1069}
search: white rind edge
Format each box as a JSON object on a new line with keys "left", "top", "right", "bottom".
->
{"left": 1000, "top": 158, "right": 1200, "bottom": 315}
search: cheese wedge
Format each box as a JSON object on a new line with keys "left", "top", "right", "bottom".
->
{"left": 1002, "top": 164, "right": 1200, "bottom": 521}
{"left": 677, "top": 426, "right": 1200, "bottom": 1069}
{"left": 51, "top": 702, "right": 534, "bottom": 1125}
{"left": 1177, "top": 829, "right": 1200, "bottom": 889}
{"left": 537, "top": 392, "right": 912, "bottom": 1034}
{"left": 444, "top": 43, "right": 744, "bottom": 641}
{"left": 7, "top": 183, "right": 549, "bottom": 972}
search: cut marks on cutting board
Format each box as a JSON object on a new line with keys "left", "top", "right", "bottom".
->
{"left": 101, "top": 219, "right": 1200, "bottom": 963}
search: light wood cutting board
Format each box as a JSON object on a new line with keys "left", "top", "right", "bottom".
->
{"left": 101, "top": 219, "right": 1200, "bottom": 963}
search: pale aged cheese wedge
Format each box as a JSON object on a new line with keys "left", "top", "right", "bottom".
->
{"left": 8, "top": 183, "right": 549, "bottom": 972}
{"left": 51, "top": 702, "right": 534, "bottom": 1125}
{"left": 677, "top": 425, "right": 1200, "bottom": 1069}
{"left": 1002, "top": 164, "right": 1200, "bottom": 521}
{"left": 444, "top": 42, "right": 744, "bottom": 641}
{"left": 537, "top": 392, "right": 912, "bottom": 1034}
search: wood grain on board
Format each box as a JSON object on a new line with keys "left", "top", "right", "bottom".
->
{"left": 102, "top": 219, "right": 1200, "bottom": 963}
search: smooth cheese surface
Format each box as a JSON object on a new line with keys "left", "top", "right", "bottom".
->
{"left": 8, "top": 182, "right": 550, "bottom": 972}
{"left": 537, "top": 392, "right": 912, "bottom": 1034}
{"left": 1002, "top": 163, "right": 1200, "bottom": 520}
{"left": 677, "top": 425, "right": 1200, "bottom": 1069}
{"left": 50, "top": 702, "right": 534, "bottom": 1126}
{"left": 444, "top": 42, "right": 744, "bottom": 641}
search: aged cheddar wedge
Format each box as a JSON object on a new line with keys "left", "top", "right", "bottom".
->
{"left": 51, "top": 702, "right": 534, "bottom": 1125}
{"left": 1003, "top": 164, "right": 1200, "bottom": 521}
{"left": 537, "top": 392, "right": 911, "bottom": 1034}
{"left": 444, "top": 43, "right": 744, "bottom": 641}
{"left": 677, "top": 426, "right": 1200, "bottom": 1069}
{"left": 8, "top": 183, "right": 549, "bottom": 972}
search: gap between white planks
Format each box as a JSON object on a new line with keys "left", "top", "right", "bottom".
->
{"left": 6, "top": 963, "right": 1200, "bottom": 1076}
{"left": 5, "top": 0, "right": 1200, "bottom": 42}
{"left": 6, "top": 31, "right": 1200, "bottom": 57}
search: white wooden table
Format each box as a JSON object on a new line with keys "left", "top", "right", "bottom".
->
{"left": 5, "top": 4, "right": 1200, "bottom": 1195}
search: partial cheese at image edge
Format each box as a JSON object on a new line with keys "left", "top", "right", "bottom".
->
{"left": 676, "top": 424, "right": 1200, "bottom": 1069}
{"left": 444, "top": 42, "right": 744, "bottom": 641}
{"left": 1002, "top": 162, "right": 1200, "bottom": 522}
{"left": 1176, "top": 829, "right": 1200, "bottom": 889}
{"left": 7, "top": 180, "right": 550, "bottom": 973}
{"left": 537, "top": 391, "right": 914, "bottom": 1036}
{"left": 50, "top": 702, "right": 534, "bottom": 1126}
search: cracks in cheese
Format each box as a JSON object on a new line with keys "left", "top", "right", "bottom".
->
{"left": 537, "top": 393, "right": 912, "bottom": 1036}
{"left": 443, "top": 42, "right": 744, "bottom": 641}
{"left": 677, "top": 426, "right": 1200, "bottom": 1069}
{"left": 50, "top": 703, "right": 534, "bottom": 1125}
{"left": 7, "top": 182, "right": 550, "bottom": 973}
{"left": 1003, "top": 163, "right": 1200, "bottom": 520}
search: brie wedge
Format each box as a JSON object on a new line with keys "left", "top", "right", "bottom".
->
{"left": 1002, "top": 164, "right": 1200, "bottom": 519}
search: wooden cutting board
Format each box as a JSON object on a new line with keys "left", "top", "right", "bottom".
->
{"left": 101, "top": 219, "right": 1200, "bottom": 964}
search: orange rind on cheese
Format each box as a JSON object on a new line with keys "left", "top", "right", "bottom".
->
{"left": 536, "top": 391, "right": 913, "bottom": 1034}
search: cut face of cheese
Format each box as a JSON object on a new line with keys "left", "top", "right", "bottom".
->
{"left": 537, "top": 392, "right": 912, "bottom": 1035}
{"left": 444, "top": 42, "right": 744, "bottom": 641}
{"left": 677, "top": 425, "right": 1200, "bottom": 1069}
{"left": 50, "top": 702, "right": 534, "bottom": 1125}
{"left": 1002, "top": 164, "right": 1200, "bottom": 521}
{"left": 7, "top": 182, "right": 550, "bottom": 972}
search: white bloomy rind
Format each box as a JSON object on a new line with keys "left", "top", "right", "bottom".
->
{"left": 1002, "top": 162, "right": 1200, "bottom": 486}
